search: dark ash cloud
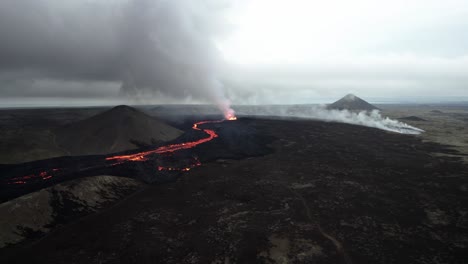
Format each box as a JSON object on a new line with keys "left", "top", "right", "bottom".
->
{"left": 1, "top": 0, "right": 467, "bottom": 106}
{"left": 0, "top": 0, "right": 231, "bottom": 106}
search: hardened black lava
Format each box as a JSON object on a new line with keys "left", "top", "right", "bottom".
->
{"left": 0, "top": 118, "right": 274, "bottom": 202}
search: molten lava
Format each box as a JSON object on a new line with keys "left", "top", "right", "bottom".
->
{"left": 224, "top": 110, "right": 237, "bottom": 121}
{"left": 106, "top": 119, "right": 226, "bottom": 163}
{"left": 105, "top": 117, "right": 236, "bottom": 171}
{"left": 5, "top": 117, "right": 237, "bottom": 185}
{"left": 157, "top": 157, "right": 202, "bottom": 172}
{"left": 8, "top": 169, "right": 59, "bottom": 185}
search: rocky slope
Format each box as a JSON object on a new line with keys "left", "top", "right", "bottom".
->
{"left": 55, "top": 105, "right": 183, "bottom": 155}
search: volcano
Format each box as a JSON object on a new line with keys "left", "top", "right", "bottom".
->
{"left": 328, "top": 94, "right": 379, "bottom": 111}
{"left": 55, "top": 105, "right": 183, "bottom": 155}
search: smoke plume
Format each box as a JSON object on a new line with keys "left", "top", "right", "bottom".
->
{"left": 0, "top": 0, "right": 235, "bottom": 118}
{"left": 120, "top": 0, "right": 235, "bottom": 118}
{"left": 234, "top": 105, "right": 424, "bottom": 134}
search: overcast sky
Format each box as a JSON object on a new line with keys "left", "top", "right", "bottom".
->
{"left": 0, "top": 0, "right": 467, "bottom": 107}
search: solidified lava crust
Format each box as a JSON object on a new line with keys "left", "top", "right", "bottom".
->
{"left": 1, "top": 118, "right": 468, "bottom": 263}
{"left": 0, "top": 118, "right": 274, "bottom": 202}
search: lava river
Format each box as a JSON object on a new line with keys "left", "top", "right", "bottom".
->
{"left": 5, "top": 118, "right": 236, "bottom": 186}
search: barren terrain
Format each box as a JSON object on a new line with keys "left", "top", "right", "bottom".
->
{"left": 1, "top": 106, "right": 467, "bottom": 263}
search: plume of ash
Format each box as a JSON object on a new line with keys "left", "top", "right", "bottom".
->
{"left": 0, "top": 0, "right": 235, "bottom": 117}
{"left": 236, "top": 105, "right": 424, "bottom": 134}
{"left": 120, "top": 0, "right": 235, "bottom": 119}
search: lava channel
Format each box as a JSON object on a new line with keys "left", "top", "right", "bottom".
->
{"left": 5, "top": 118, "right": 235, "bottom": 185}
{"left": 105, "top": 118, "right": 234, "bottom": 170}
{"left": 7, "top": 169, "right": 59, "bottom": 185}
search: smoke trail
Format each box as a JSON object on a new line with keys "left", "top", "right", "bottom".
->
{"left": 0, "top": 0, "right": 236, "bottom": 116}
{"left": 235, "top": 105, "right": 424, "bottom": 134}
{"left": 314, "top": 108, "right": 424, "bottom": 134}
{"left": 120, "top": 0, "right": 235, "bottom": 118}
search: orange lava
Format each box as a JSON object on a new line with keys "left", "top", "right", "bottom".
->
{"left": 7, "top": 117, "right": 237, "bottom": 185}
{"left": 8, "top": 169, "right": 58, "bottom": 185}
{"left": 157, "top": 157, "right": 202, "bottom": 172}
{"left": 225, "top": 112, "right": 237, "bottom": 121}
{"left": 105, "top": 119, "right": 224, "bottom": 162}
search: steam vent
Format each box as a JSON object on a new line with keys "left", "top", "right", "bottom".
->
{"left": 327, "top": 94, "right": 379, "bottom": 111}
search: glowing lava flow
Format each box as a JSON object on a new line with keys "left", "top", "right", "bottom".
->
{"left": 7, "top": 169, "right": 59, "bottom": 185}
{"left": 5, "top": 118, "right": 236, "bottom": 185}
{"left": 157, "top": 157, "right": 202, "bottom": 172}
{"left": 105, "top": 118, "right": 234, "bottom": 167}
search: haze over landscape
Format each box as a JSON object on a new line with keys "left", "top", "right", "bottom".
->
{"left": 0, "top": 0, "right": 467, "bottom": 107}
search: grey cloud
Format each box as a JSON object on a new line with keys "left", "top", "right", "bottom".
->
{"left": 0, "top": 0, "right": 467, "bottom": 107}
{"left": 0, "top": 78, "right": 120, "bottom": 98}
{"left": 222, "top": 55, "right": 468, "bottom": 103}
{"left": 0, "top": 0, "right": 121, "bottom": 81}
{"left": 0, "top": 0, "right": 232, "bottom": 110}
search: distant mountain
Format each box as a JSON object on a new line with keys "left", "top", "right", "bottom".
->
{"left": 55, "top": 105, "right": 183, "bottom": 155}
{"left": 327, "top": 94, "right": 379, "bottom": 111}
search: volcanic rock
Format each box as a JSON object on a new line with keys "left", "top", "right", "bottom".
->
{"left": 3, "top": 118, "right": 467, "bottom": 263}
{"left": 0, "top": 175, "right": 142, "bottom": 248}
{"left": 327, "top": 94, "right": 379, "bottom": 111}
{"left": 55, "top": 105, "right": 183, "bottom": 155}
{"left": 399, "top": 116, "right": 427, "bottom": 122}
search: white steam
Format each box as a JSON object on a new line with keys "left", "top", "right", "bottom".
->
{"left": 313, "top": 108, "right": 424, "bottom": 134}
{"left": 235, "top": 105, "right": 424, "bottom": 134}
{"left": 120, "top": 0, "right": 235, "bottom": 119}
{"left": 0, "top": 0, "right": 236, "bottom": 117}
